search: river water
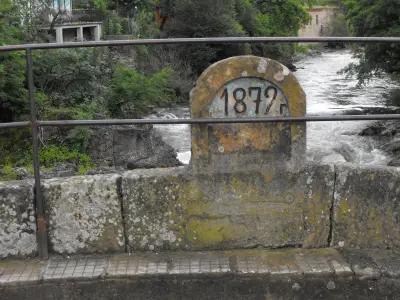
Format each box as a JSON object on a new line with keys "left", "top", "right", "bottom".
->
{"left": 149, "top": 50, "right": 400, "bottom": 166}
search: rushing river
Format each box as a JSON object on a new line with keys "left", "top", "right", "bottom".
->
{"left": 149, "top": 50, "right": 400, "bottom": 166}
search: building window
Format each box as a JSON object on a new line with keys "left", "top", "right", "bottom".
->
{"left": 53, "top": 0, "right": 72, "bottom": 11}
{"left": 316, "top": 15, "right": 319, "bottom": 25}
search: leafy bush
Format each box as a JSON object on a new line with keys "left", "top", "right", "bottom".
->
{"left": 108, "top": 66, "right": 175, "bottom": 117}
{"left": 0, "top": 52, "right": 27, "bottom": 122}
{"left": 104, "top": 14, "right": 124, "bottom": 35}
{"left": 0, "top": 161, "right": 18, "bottom": 181}
{"left": 135, "top": 45, "right": 194, "bottom": 102}
{"left": 0, "top": 0, "right": 27, "bottom": 122}
{"left": 33, "top": 48, "right": 114, "bottom": 110}
{"left": 0, "top": 143, "right": 93, "bottom": 179}
{"left": 40, "top": 145, "right": 94, "bottom": 174}
{"left": 342, "top": 0, "right": 400, "bottom": 83}
{"left": 164, "top": 0, "right": 247, "bottom": 75}
{"left": 323, "top": 14, "right": 349, "bottom": 37}
{"left": 0, "top": 128, "right": 32, "bottom": 166}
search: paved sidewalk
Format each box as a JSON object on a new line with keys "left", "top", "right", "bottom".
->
{"left": 1, "top": 248, "right": 399, "bottom": 284}
{"left": 1, "top": 248, "right": 400, "bottom": 299}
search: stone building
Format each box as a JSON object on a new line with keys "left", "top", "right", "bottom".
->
{"left": 45, "top": 0, "right": 103, "bottom": 43}
{"left": 298, "top": 6, "right": 339, "bottom": 37}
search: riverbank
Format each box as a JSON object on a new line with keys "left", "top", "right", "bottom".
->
{"left": 0, "top": 125, "right": 182, "bottom": 181}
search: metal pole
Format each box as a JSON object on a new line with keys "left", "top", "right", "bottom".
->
{"left": 26, "top": 49, "right": 48, "bottom": 259}
{"left": 1, "top": 36, "right": 400, "bottom": 52}
{"left": 34, "top": 113, "right": 400, "bottom": 127}
{"left": 0, "top": 121, "right": 31, "bottom": 129}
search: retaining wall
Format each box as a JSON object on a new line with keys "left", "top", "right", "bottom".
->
{"left": 1, "top": 163, "right": 399, "bottom": 258}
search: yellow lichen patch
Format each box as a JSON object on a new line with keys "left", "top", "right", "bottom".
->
{"left": 281, "top": 77, "right": 306, "bottom": 117}
{"left": 338, "top": 199, "right": 352, "bottom": 216}
{"left": 186, "top": 218, "right": 245, "bottom": 247}
{"left": 178, "top": 183, "right": 211, "bottom": 216}
{"left": 228, "top": 175, "right": 262, "bottom": 201}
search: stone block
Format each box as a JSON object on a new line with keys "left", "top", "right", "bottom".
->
{"left": 121, "top": 164, "right": 334, "bottom": 251}
{"left": 121, "top": 168, "right": 189, "bottom": 251}
{"left": 190, "top": 55, "right": 306, "bottom": 173}
{"left": 42, "top": 174, "right": 125, "bottom": 254}
{"left": 333, "top": 164, "right": 400, "bottom": 249}
{"left": 0, "top": 180, "right": 37, "bottom": 258}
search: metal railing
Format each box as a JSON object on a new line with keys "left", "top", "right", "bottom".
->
{"left": 1, "top": 36, "right": 400, "bottom": 259}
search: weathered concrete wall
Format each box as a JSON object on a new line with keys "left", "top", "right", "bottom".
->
{"left": 121, "top": 164, "right": 334, "bottom": 251}
{"left": 2, "top": 163, "right": 400, "bottom": 258}
{"left": 0, "top": 180, "right": 37, "bottom": 258}
{"left": 332, "top": 163, "right": 400, "bottom": 249}
{"left": 42, "top": 174, "right": 125, "bottom": 254}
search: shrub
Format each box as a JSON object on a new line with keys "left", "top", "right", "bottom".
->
{"left": 108, "top": 66, "right": 175, "bottom": 117}
{"left": 135, "top": 45, "right": 194, "bottom": 103}
{"left": 163, "top": 0, "right": 247, "bottom": 75}
{"left": 0, "top": 161, "right": 18, "bottom": 181}
{"left": 342, "top": 0, "right": 400, "bottom": 83}
{"left": 40, "top": 145, "right": 94, "bottom": 175}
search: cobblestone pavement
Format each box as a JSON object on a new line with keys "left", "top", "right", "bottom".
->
{"left": 0, "top": 248, "right": 399, "bottom": 285}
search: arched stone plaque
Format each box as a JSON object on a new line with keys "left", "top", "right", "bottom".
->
{"left": 190, "top": 56, "right": 306, "bottom": 173}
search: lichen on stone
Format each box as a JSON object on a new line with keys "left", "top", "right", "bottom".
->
{"left": 42, "top": 174, "right": 125, "bottom": 254}
{"left": 0, "top": 180, "right": 37, "bottom": 258}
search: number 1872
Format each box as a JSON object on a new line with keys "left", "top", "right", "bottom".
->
{"left": 220, "top": 86, "right": 280, "bottom": 116}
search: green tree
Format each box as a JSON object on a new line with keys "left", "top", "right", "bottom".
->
{"left": 163, "top": 0, "right": 247, "bottom": 74}
{"left": 342, "top": 0, "right": 400, "bottom": 82}
{"left": 162, "top": 0, "right": 310, "bottom": 74}
{"left": 0, "top": 0, "right": 27, "bottom": 122}
{"left": 252, "top": 0, "right": 309, "bottom": 64}
{"left": 33, "top": 48, "right": 113, "bottom": 115}
{"left": 108, "top": 65, "right": 175, "bottom": 117}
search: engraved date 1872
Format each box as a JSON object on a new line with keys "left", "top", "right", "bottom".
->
{"left": 220, "top": 86, "right": 279, "bottom": 116}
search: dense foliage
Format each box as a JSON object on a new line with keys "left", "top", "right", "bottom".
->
{"left": 162, "top": 0, "right": 310, "bottom": 74}
{"left": 108, "top": 65, "right": 174, "bottom": 118}
{"left": 342, "top": 0, "right": 400, "bottom": 82}
{"left": 0, "top": 0, "right": 314, "bottom": 179}
{"left": 0, "top": 0, "right": 27, "bottom": 122}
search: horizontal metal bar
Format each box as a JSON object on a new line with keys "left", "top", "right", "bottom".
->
{"left": 34, "top": 114, "right": 400, "bottom": 127}
{"left": 1, "top": 37, "right": 400, "bottom": 52}
{"left": 2, "top": 114, "right": 400, "bottom": 129}
{"left": 0, "top": 121, "right": 31, "bottom": 129}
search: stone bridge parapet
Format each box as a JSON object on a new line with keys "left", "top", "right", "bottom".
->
{"left": 1, "top": 163, "right": 400, "bottom": 258}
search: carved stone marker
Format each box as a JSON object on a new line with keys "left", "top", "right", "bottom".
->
{"left": 190, "top": 56, "right": 306, "bottom": 173}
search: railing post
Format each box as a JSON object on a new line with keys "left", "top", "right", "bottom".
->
{"left": 26, "top": 48, "right": 49, "bottom": 259}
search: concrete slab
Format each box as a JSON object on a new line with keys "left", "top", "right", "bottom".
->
{"left": 0, "top": 259, "right": 42, "bottom": 284}
{"left": 0, "top": 180, "right": 37, "bottom": 258}
{"left": 333, "top": 164, "right": 400, "bottom": 249}
{"left": 121, "top": 164, "right": 334, "bottom": 252}
{"left": 1, "top": 248, "right": 400, "bottom": 299}
{"left": 42, "top": 174, "right": 125, "bottom": 254}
